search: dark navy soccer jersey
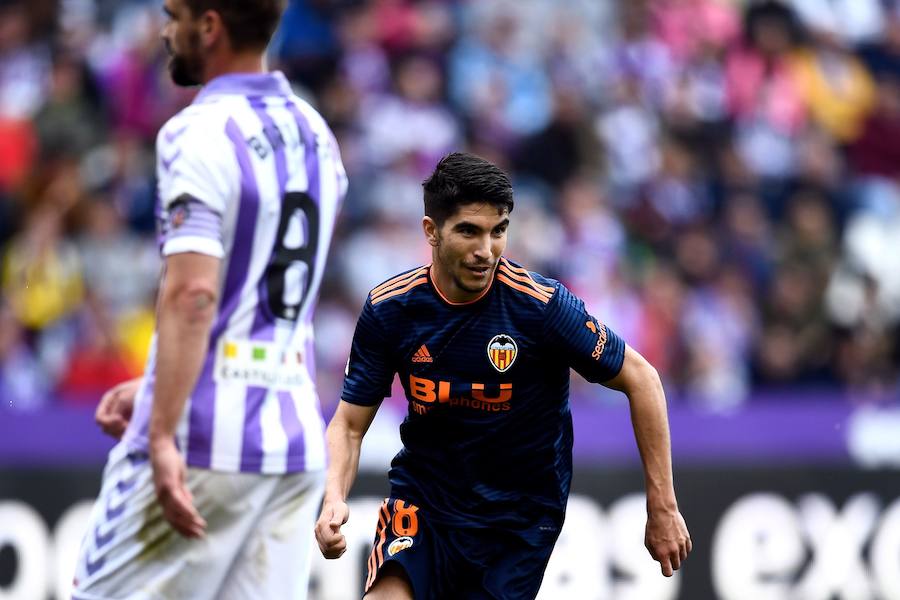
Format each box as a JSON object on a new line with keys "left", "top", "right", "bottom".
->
{"left": 341, "top": 257, "right": 625, "bottom": 543}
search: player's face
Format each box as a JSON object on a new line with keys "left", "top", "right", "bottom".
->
{"left": 426, "top": 202, "right": 509, "bottom": 302}
{"left": 161, "top": 0, "right": 204, "bottom": 87}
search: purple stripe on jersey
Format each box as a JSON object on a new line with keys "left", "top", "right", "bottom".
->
{"left": 286, "top": 98, "right": 326, "bottom": 465}
{"left": 238, "top": 388, "right": 266, "bottom": 471}
{"left": 286, "top": 99, "right": 321, "bottom": 206}
{"left": 186, "top": 117, "right": 261, "bottom": 468}
{"left": 239, "top": 384, "right": 266, "bottom": 472}
{"left": 239, "top": 97, "right": 291, "bottom": 472}
{"left": 283, "top": 101, "right": 323, "bottom": 376}
{"left": 249, "top": 96, "right": 289, "bottom": 195}
{"left": 278, "top": 390, "right": 306, "bottom": 470}
{"left": 214, "top": 118, "right": 262, "bottom": 341}
{"left": 305, "top": 332, "right": 318, "bottom": 391}
{"left": 185, "top": 353, "right": 217, "bottom": 468}
{"left": 248, "top": 95, "right": 289, "bottom": 333}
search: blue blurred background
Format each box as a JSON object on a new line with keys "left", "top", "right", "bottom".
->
{"left": 1, "top": 1, "right": 900, "bottom": 599}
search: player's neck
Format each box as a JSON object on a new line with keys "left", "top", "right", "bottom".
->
{"left": 430, "top": 261, "right": 491, "bottom": 304}
{"left": 201, "top": 52, "right": 267, "bottom": 85}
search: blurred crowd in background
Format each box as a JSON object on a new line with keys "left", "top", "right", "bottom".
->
{"left": 1, "top": 0, "right": 899, "bottom": 415}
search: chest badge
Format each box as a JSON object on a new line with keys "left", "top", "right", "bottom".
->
{"left": 487, "top": 334, "right": 518, "bottom": 373}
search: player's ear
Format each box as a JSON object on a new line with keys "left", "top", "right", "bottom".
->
{"left": 198, "top": 9, "right": 223, "bottom": 49}
{"left": 423, "top": 216, "right": 439, "bottom": 247}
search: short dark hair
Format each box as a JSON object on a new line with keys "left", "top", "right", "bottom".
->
{"left": 422, "top": 153, "right": 514, "bottom": 225}
{"left": 185, "top": 0, "right": 284, "bottom": 51}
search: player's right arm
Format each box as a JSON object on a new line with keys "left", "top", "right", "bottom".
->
{"left": 316, "top": 400, "right": 379, "bottom": 559}
{"left": 316, "top": 295, "right": 395, "bottom": 559}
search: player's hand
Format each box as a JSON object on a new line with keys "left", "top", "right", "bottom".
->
{"left": 150, "top": 437, "right": 207, "bottom": 539}
{"left": 95, "top": 377, "right": 141, "bottom": 439}
{"left": 315, "top": 499, "right": 349, "bottom": 559}
{"left": 645, "top": 506, "right": 691, "bottom": 577}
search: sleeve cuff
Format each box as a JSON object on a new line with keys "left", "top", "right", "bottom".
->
{"left": 162, "top": 236, "right": 226, "bottom": 258}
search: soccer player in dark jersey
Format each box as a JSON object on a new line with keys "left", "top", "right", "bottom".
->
{"left": 315, "top": 153, "right": 691, "bottom": 599}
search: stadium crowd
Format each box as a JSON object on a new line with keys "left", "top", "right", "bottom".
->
{"left": 1, "top": 0, "right": 898, "bottom": 414}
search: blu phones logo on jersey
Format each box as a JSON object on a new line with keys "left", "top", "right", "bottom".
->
{"left": 408, "top": 375, "right": 512, "bottom": 414}
{"left": 487, "top": 334, "right": 518, "bottom": 373}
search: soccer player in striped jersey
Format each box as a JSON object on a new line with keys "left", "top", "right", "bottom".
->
{"left": 74, "top": 1, "right": 347, "bottom": 598}
{"left": 315, "top": 153, "right": 691, "bottom": 599}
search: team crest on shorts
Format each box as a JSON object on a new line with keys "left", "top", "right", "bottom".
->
{"left": 487, "top": 334, "right": 518, "bottom": 373}
{"left": 388, "top": 536, "right": 414, "bottom": 556}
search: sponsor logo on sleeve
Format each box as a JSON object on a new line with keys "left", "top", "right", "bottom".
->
{"left": 586, "top": 319, "right": 608, "bottom": 360}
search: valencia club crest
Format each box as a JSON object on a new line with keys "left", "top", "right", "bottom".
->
{"left": 487, "top": 334, "right": 518, "bottom": 373}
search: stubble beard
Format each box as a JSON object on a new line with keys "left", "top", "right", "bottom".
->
{"left": 166, "top": 32, "right": 203, "bottom": 87}
{"left": 436, "top": 242, "right": 489, "bottom": 294}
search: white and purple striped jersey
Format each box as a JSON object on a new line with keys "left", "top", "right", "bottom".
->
{"left": 123, "top": 71, "right": 347, "bottom": 474}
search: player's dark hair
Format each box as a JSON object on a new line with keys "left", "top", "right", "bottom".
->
{"left": 184, "top": 0, "right": 284, "bottom": 51}
{"left": 423, "top": 153, "right": 514, "bottom": 225}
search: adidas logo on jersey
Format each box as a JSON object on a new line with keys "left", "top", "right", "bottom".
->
{"left": 412, "top": 345, "right": 433, "bottom": 363}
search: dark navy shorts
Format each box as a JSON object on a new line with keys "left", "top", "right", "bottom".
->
{"left": 364, "top": 497, "right": 558, "bottom": 600}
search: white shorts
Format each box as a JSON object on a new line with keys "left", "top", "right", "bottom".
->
{"left": 72, "top": 442, "right": 325, "bottom": 600}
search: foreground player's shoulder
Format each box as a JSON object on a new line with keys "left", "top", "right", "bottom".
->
{"left": 367, "top": 265, "right": 431, "bottom": 309}
{"left": 495, "top": 257, "right": 559, "bottom": 309}
{"left": 156, "top": 106, "right": 237, "bottom": 212}
{"left": 156, "top": 103, "right": 230, "bottom": 154}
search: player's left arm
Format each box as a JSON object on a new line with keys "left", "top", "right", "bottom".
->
{"left": 95, "top": 376, "right": 142, "bottom": 438}
{"left": 543, "top": 282, "right": 691, "bottom": 576}
{"left": 603, "top": 345, "right": 692, "bottom": 577}
{"left": 149, "top": 251, "right": 220, "bottom": 539}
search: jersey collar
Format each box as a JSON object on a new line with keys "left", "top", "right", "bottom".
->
{"left": 194, "top": 71, "right": 293, "bottom": 103}
{"left": 428, "top": 263, "right": 496, "bottom": 307}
